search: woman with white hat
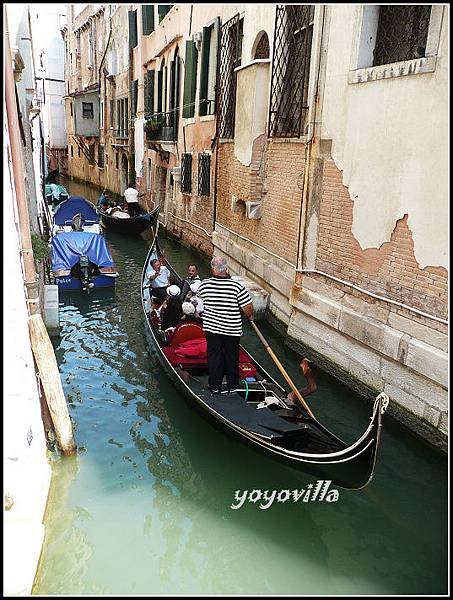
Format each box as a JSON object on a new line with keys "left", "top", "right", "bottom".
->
{"left": 159, "top": 284, "right": 182, "bottom": 331}
{"left": 181, "top": 301, "right": 203, "bottom": 325}
{"left": 188, "top": 280, "right": 204, "bottom": 317}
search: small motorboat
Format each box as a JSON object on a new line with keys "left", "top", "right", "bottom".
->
{"left": 45, "top": 183, "right": 69, "bottom": 205}
{"left": 51, "top": 231, "right": 118, "bottom": 292}
{"left": 52, "top": 195, "right": 101, "bottom": 235}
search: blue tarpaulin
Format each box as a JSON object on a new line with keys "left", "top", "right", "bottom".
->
{"left": 51, "top": 232, "right": 115, "bottom": 271}
{"left": 53, "top": 196, "right": 99, "bottom": 225}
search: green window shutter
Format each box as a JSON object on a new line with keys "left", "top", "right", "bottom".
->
{"left": 131, "top": 80, "right": 138, "bottom": 117}
{"left": 199, "top": 26, "right": 212, "bottom": 116}
{"left": 183, "top": 40, "right": 198, "bottom": 118}
{"left": 158, "top": 5, "right": 172, "bottom": 23}
{"left": 144, "top": 72, "right": 149, "bottom": 115}
{"left": 142, "top": 5, "right": 155, "bottom": 35}
{"left": 157, "top": 70, "right": 163, "bottom": 113}
{"left": 129, "top": 10, "right": 138, "bottom": 49}
{"left": 148, "top": 69, "right": 155, "bottom": 115}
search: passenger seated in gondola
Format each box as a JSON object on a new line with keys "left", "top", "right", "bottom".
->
{"left": 180, "top": 301, "right": 203, "bottom": 326}
{"left": 158, "top": 285, "right": 183, "bottom": 340}
{"left": 147, "top": 258, "right": 171, "bottom": 303}
{"left": 186, "top": 280, "right": 204, "bottom": 317}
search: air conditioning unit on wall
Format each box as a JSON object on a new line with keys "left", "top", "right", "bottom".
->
{"left": 246, "top": 201, "right": 262, "bottom": 220}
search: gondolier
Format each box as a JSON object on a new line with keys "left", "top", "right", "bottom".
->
{"left": 123, "top": 183, "right": 145, "bottom": 217}
{"left": 197, "top": 256, "right": 254, "bottom": 393}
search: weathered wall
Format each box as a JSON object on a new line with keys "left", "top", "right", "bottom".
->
{"left": 321, "top": 5, "right": 448, "bottom": 270}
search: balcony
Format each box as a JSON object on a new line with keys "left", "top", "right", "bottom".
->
{"left": 112, "top": 128, "right": 129, "bottom": 140}
{"left": 145, "top": 110, "right": 178, "bottom": 142}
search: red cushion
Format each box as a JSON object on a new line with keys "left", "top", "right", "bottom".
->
{"left": 174, "top": 338, "right": 207, "bottom": 358}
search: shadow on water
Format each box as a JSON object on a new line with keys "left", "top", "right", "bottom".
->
{"left": 33, "top": 177, "right": 447, "bottom": 595}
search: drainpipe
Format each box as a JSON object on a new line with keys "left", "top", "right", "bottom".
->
{"left": 212, "top": 15, "right": 223, "bottom": 234}
{"left": 98, "top": 6, "right": 112, "bottom": 188}
{"left": 4, "top": 9, "right": 39, "bottom": 314}
{"left": 295, "top": 5, "right": 326, "bottom": 273}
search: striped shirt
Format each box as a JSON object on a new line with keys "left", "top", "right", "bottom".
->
{"left": 197, "top": 276, "right": 252, "bottom": 336}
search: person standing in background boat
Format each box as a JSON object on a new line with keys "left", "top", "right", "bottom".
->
{"left": 197, "top": 256, "right": 254, "bottom": 393}
{"left": 123, "top": 183, "right": 145, "bottom": 217}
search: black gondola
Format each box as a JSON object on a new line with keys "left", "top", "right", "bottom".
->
{"left": 99, "top": 205, "right": 160, "bottom": 235}
{"left": 141, "top": 231, "right": 389, "bottom": 490}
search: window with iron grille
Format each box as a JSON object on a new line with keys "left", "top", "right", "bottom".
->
{"left": 181, "top": 153, "right": 192, "bottom": 194}
{"left": 218, "top": 14, "right": 243, "bottom": 138}
{"left": 269, "top": 5, "right": 314, "bottom": 138}
{"left": 198, "top": 153, "right": 211, "bottom": 197}
{"left": 98, "top": 144, "right": 105, "bottom": 168}
{"left": 88, "top": 144, "right": 95, "bottom": 165}
{"left": 373, "top": 5, "right": 431, "bottom": 66}
{"left": 82, "top": 102, "right": 94, "bottom": 119}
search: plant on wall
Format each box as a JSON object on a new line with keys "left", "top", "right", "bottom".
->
{"left": 144, "top": 115, "right": 163, "bottom": 133}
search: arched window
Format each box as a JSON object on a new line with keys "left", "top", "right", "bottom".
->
{"left": 253, "top": 31, "right": 270, "bottom": 60}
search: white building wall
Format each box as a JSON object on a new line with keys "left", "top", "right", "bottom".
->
{"left": 3, "top": 112, "right": 52, "bottom": 597}
{"left": 321, "top": 5, "right": 448, "bottom": 269}
{"left": 30, "top": 4, "right": 67, "bottom": 149}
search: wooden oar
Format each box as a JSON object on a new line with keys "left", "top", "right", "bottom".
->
{"left": 250, "top": 320, "right": 315, "bottom": 419}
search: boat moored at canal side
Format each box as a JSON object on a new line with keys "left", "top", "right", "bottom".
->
{"left": 52, "top": 195, "right": 101, "bottom": 236}
{"left": 45, "top": 183, "right": 69, "bottom": 205}
{"left": 51, "top": 231, "right": 118, "bottom": 292}
{"left": 141, "top": 232, "right": 389, "bottom": 490}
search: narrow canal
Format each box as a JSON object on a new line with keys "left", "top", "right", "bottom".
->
{"left": 33, "top": 178, "right": 447, "bottom": 595}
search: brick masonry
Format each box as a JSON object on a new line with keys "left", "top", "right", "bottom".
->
{"left": 216, "top": 140, "right": 306, "bottom": 265}
{"left": 316, "top": 158, "right": 448, "bottom": 323}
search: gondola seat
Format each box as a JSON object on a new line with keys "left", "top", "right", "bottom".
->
{"left": 169, "top": 322, "right": 205, "bottom": 346}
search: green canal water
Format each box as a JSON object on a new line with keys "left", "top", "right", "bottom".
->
{"left": 33, "top": 179, "right": 447, "bottom": 595}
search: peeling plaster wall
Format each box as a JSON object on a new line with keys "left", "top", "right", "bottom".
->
{"left": 234, "top": 62, "right": 269, "bottom": 166}
{"left": 321, "top": 6, "right": 448, "bottom": 269}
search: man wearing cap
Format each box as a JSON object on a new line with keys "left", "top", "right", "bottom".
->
{"left": 197, "top": 256, "right": 254, "bottom": 393}
{"left": 147, "top": 258, "right": 171, "bottom": 302}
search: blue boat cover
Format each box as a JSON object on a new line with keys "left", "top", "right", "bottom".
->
{"left": 53, "top": 195, "right": 99, "bottom": 225}
{"left": 51, "top": 231, "right": 115, "bottom": 271}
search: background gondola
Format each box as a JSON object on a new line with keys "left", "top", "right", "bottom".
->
{"left": 99, "top": 205, "right": 160, "bottom": 235}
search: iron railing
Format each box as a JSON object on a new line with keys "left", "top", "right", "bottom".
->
{"left": 144, "top": 109, "right": 178, "bottom": 142}
{"left": 373, "top": 5, "right": 431, "bottom": 66}
{"left": 112, "top": 128, "right": 129, "bottom": 139}
{"left": 269, "top": 5, "right": 314, "bottom": 138}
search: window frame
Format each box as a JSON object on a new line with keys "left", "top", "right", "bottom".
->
{"left": 82, "top": 101, "right": 94, "bottom": 119}
{"left": 349, "top": 5, "right": 443, "bottom": 84}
